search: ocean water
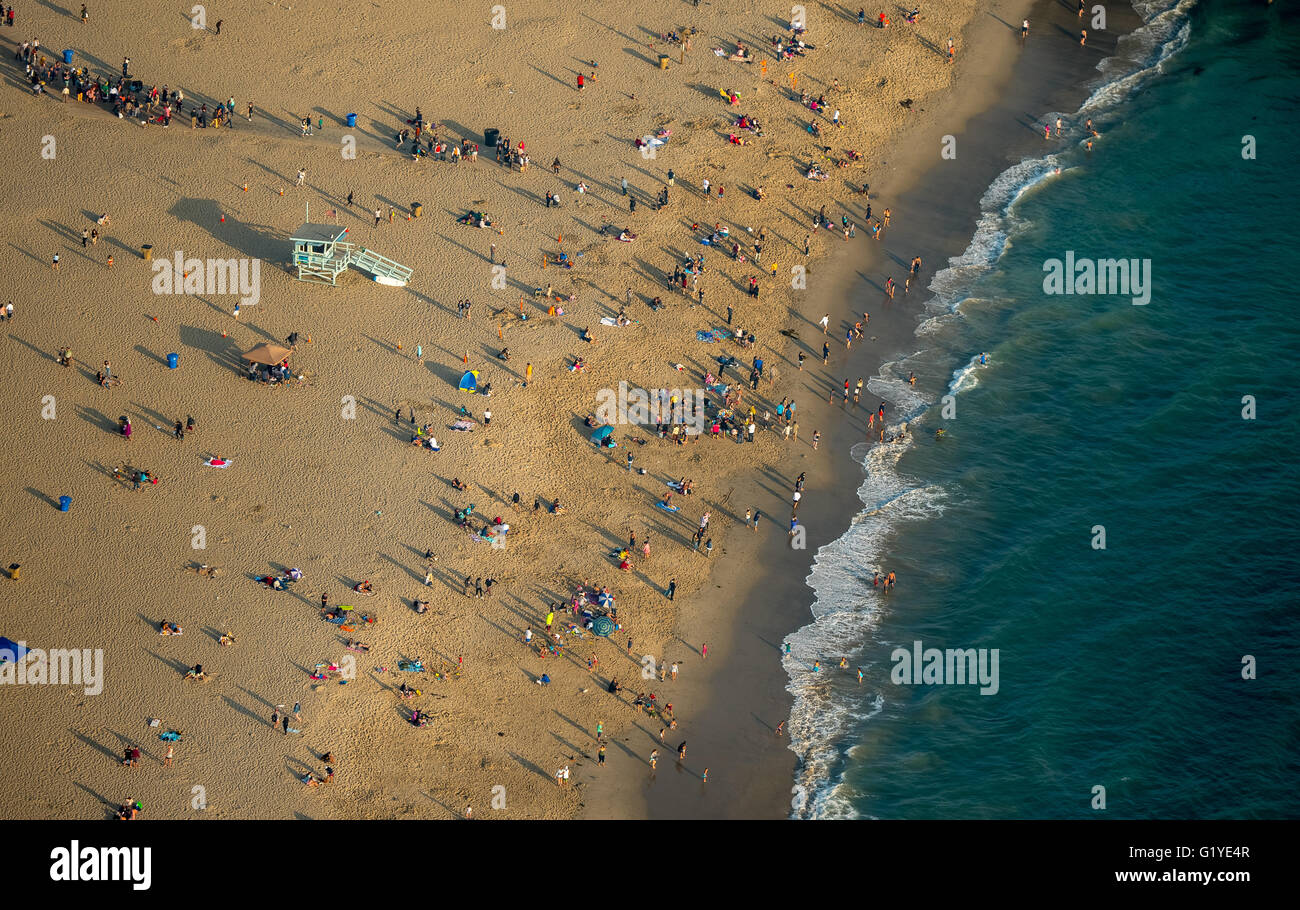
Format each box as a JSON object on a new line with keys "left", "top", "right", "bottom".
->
{"left": 786, "top": 0, "right": 1300, "bottom": 819}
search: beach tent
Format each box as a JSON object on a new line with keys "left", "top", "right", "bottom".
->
{"left": 242, "top": 343, "right": 294, "bottom": 365}
{"left": 0, "top": 637, "right": 29, "bottom": 662}
{"left": 459, "top": 370, "right": 479, "bottom": 392}
{"left": 591, "top": 616, "right": 616, "bottom": 638}
{"left": 590, "top": 425, "right": 614, "bottom": 445}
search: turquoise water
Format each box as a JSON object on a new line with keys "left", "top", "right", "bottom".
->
{"left": 789, "top": 0, "right": 1300, "bottom": 818}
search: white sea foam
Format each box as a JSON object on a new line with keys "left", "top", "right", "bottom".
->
{"left": 947, "top": 354, "right": 989, "bottom": 397}
{"left": 784, "top": 0, "right": 1199, "bottom": 820}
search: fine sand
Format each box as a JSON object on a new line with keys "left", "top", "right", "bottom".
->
{"left": 0, "top": 0, "right": 1121, "bottom": 819}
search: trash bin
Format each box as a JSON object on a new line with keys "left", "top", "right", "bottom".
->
{"left": 484, "top": 127, "right": 500, "bottom": 148}
{"left": 411, "top": 203, "right": 423, "bottom": 218}
{"left": 346, "top": 112, "right": 357, "bottom": 128}
{"left": 62, "top": 49, "right": 74, "bottom": 64}
{"left": 58, "top": 496, "right": 71, "bottom": 512}
{"left": 141, "top": 244, "right": 153, "bottom": 261}
{"left": 167, "top": 352, "right": 179, "bottom": 369}
{"left": 658, "top": 55, "right": 669, "bottom": 69}
{"left": 8, "top": 564, "right": 20, "bottom": 580}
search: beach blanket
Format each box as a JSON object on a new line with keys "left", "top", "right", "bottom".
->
{"left": 397, "top": 660, "right": 424, "bottom": 672}
{"left": 203, "top": 458, "right": 231, "bottom": 468}
{"left": 450, "top": 419, "right": 476, "bottom": 431}
{"left": 600, "top": 317, "right": 638, "bottom": 327}
{"left": 159, "top": 731, "right": 182, "bottom": 742}
{"left": 655, "top": 501, "right": 680, "bottom": 513}
{"left": 696, "top": 329, "right": 727, "bottom": 343}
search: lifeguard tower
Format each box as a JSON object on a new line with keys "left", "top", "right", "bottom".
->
{"left": 291, "top": 214, "right": 413, "bottom": 287}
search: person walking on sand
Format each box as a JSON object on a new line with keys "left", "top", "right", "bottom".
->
{"left": 374, "top": 209, "right": 382, "bottom": 226}
{"left": 701, "top": 642, "right": 708, "bottom": 659}
{"left": 667, "top": 577, "right": 676, "bottom": 601}
{"left": 649, "top": 750, "right": 658, "bottom": 771}
{"left": 164, "top": 744, "right": 174, "bottom": 766}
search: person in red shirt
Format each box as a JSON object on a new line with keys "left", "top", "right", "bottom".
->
{"left": 577, "top": 73, "right": 584, "bottom": 91}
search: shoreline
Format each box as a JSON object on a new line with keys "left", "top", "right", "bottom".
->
{"left": 580, "top": 0, "right": 1144, "bottom": 819}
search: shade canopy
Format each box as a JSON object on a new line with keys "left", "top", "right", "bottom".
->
{"left": 242, "top": 343, "right": 294, "bottom": 365}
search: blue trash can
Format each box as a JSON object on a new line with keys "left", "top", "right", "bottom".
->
{"left": 62, "top": 49, "right": 74, "bottom": 64}
{"left": 167, "top": 352, "right": 178, "bottom": 369}
{"left": 58, "top": 496, "right": 71, "bottom": 512}
{"left": 346, "top": 113, "right": 357, "bottom": 128}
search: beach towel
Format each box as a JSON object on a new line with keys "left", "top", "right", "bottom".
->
{"left": 0, "top": 636, "right": 28, "bottom": 663}
{"left": 203, "top": 458, "right": 231, "bottom": 468}
{"left": 600, "top": 317, "right": 638, "bottom": 327}
{"left": 159, "top": 731, "right": 182, "bottom": 742}
{"left": 397, "top": 660, "right": 424, "bottom": 672}
{"left": 450, "top": 419, "right": 476, "bottom": 431}
{"left": 655, "top": 501, "right": 680, "bottom": 513}
{"left": 696, "top": 329, "right": 726, "bottom": 343}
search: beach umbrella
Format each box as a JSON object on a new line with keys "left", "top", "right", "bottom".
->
{"left": 242, "top": 342, "right": 294, "bottom": 365}
{"left": 596, "top": 591, "right": 614, "bottom": 608}
{"left": 591, "top": 616, "right": 616, "bottom": 638}
{"left": 459, "top": 370, "right": 478, "bottom": 392}
{"left": 590, "top": 425, "right": 614, "bottom": 444}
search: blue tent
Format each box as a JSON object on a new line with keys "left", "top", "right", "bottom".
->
{"left": 0, "top": 636, "right": 29, "bottom": 663}
{"left": 459, "top": 370, "right": 478, "bottom": 392}
{"left": 590, "top": 425, "right": 614, "bottom": 445}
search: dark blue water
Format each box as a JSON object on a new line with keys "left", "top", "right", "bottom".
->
{"left": 788, "top": 0, "right": 1300, "bottom": 818}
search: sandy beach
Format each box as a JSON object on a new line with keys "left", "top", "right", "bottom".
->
{"left": 0, "top": 0, "right": 1127, "bottom": 819}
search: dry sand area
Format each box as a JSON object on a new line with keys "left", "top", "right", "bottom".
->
{"left": 0, "top": 0, "right": 976, "bottom": 818}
